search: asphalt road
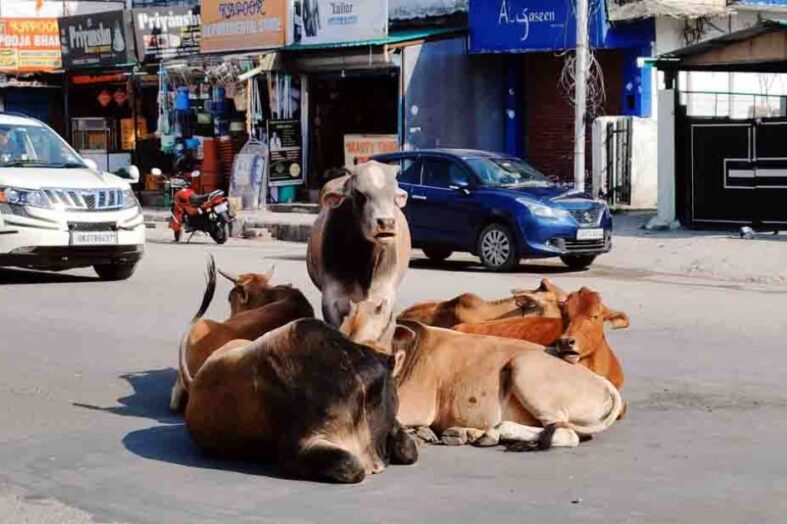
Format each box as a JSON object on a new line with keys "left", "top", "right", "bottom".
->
{"left": 1, "top": 231, "right": 786, "bottom": 523}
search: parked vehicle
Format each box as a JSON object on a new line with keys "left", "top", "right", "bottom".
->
{"left": 374, "top": 149, "right": 612, "bottom": 271}
{"left": 160, "top": 168, "right": 233, "bottom": 244}
{"left": 0, "top": 113, "right": 145, "bottom": 280}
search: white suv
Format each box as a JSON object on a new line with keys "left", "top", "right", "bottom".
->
{"left": 0, "top": 114, "right": 145, "bottom": 280}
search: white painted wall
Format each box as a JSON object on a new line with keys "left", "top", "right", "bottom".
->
{"left": 649, "top": 89, "right": 679, "bottom": 229}
{"left": 0, "top": 0, "right": 123, "bottom": 18}
{"left": 389, "top": 0, "right": 466, "bottom": 20}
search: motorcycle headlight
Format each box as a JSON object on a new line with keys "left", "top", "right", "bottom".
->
{"left": 516, "top": 198, "right": 570, "bottom": 220}
{"left": 0, "top": 186, "right": 53, "bottom": 209}
{"left": 121, "top": 188, "right": 140, "bottom": 209}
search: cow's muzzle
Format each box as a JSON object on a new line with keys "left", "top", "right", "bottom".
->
{"left": 557, "top": 336, "right": 581, "bottom": 364}
{"left": 374, "top": 218, "right": 397, "bottom": 241}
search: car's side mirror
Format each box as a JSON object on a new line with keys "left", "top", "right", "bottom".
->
{"left": 128, "top": 165, "right": 140, "bottom": 184}
{"left": 449, "top": 184, "right": 471, "bottom": 196}
{"left": 84, "top": 158, "right": 99, "bottom": 171}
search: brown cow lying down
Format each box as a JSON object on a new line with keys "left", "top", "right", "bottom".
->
{"left": 170, "top": 258, "right": 314, "bottom": 412}
{"left": 181, "top": 319, "right": 418, "bottom": 483}
{"left": 397, "top": 278, "right": 566, "bottom": 328}
{"left": 453, "top": 288, "right": 629, "bottom": 390}
{"left": 393, "top": 321, "right": 623, "bottom": 450}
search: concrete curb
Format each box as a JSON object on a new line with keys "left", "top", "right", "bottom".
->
{"left": 143, "top": 211, "right": 313, "bottom": 243}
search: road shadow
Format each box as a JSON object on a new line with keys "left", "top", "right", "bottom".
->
{"left": 123, "top": 424, "right": 284, "bottom": 479}
{"left": 0, "top": 267, "right": 97, "bottom": 285}
{"left": 73, "top": 368, "right": 180, "bottom": 425}
{"left": 409, "top": 258, "right": 579, "bottom": 275}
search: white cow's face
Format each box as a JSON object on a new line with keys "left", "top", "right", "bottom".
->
{"left": 322, "top": 161, "right": 407, "bottom": 244}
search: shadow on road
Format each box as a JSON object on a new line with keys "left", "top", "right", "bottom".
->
{"left": 0, "top": 268, "right": 97, "bottom": 285}
{"left": 73, "top": 368, "right": 181, "bottom": 425}
{"left": 409, "top": 258, "right": 579, "bottom": 275}
{"left": 123, "top": 424, "right": 283, "bottom": 479}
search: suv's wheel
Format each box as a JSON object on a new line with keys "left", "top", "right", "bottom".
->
{"left": 560, "top": 254, "right": 597, "bottom": 270}
{"left": 94, "top": 262, "right": 138, "bottom": 281}
{"left": 477, "top": 223, "right": 518, "bottom": 271}
{"left": 423, "top": 246, "right": 453, "bottom": 262}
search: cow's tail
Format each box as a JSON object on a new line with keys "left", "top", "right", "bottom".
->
{"left": 178, "top": 255, "right": 217, "bottom": 392}
{"left": 563, "top": 376, "right": 623, "bottom": 436}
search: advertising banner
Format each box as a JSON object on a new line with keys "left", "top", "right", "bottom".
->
{"left": 200, "top": 0, "right": 288, "bottom": 53}
{"left": 268, "top": 119, "right": 303, "bottom": 186}
{"left": 0, "top": 18, "right": 61, "bottom": 72}
{"left": 343, "top": 134, "right": 398, "bottom": 167}
{"left": 60, "top": 11, "right": 135, "bottom": 68}
{"left": 291, "top": 0, "right": 388, "bottom": 46}
{"left": 133, "top": 7, "right": 201, "bottom": 62}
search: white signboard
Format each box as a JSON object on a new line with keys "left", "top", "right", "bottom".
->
{"left": 292, "top": 0, "right": 388, "bottom": 46}
{"left": 607, "top": 0, "right": 727, "bottom": 21}
{"left": 344, "top": 134, "right": 398, "bottom": 167}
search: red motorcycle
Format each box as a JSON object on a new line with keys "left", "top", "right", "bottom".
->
{"left": 154, "top": 168, "right": 234, "bottom": 244}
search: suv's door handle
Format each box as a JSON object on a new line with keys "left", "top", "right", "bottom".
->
{"left": 411, "top": 195, "right": 427, "bottom": 201}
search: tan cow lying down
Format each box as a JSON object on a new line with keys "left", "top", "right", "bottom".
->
{"left": 170, "top": 257, "right": 314, "bottom": 412}
{"left": 393, "top": 321, "right": 623, "bottom": 450}
{"left": 397, "top": 278, "right": 566, "bottom": 328}
{"left": 181, "top": 319, "right": 418, "bottom": 483}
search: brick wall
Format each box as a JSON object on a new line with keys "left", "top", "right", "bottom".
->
{"left": 524, "top": 50, "right": 624, "bottom": 182}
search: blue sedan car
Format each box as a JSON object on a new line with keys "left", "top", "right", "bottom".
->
{"left": 373, "top": 149, "right": 612, "bottom": 272}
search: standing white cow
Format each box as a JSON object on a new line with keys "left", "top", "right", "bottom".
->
{"left": 307, "top": 161, "right": 410, "bottom": 352}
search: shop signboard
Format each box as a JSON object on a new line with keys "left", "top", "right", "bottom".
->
{"left": 291, "top": 0, "right": 388, "bottom": 46}
{"left": 343, "top": 134, "right": 398, "bottom": 167}
{"left": 133, "top": 6, "right": 201, "bottom": 62}
{"left": 200, "top": 0, "right": 288, "bottom": 53}
{"left": 469, "top": 0, "right": 655, "bottom": 52}
{"left": 268, "top": 119, "right": 303, "bottom": 186}
{"left": 0, "top": 18, "right": 62, "bottom": 72}
{"left": 60, "top": 11, "right": 135, "bottom": 68}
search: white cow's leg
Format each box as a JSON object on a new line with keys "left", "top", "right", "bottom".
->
{"left": 169, "top": 377, "right": 186, "bottom": 412}
{"left": 486, "top": 421, "right": 581, "bottom": 450}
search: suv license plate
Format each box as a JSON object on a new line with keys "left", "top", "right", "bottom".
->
{"left": 71, "top": 231, "right": 118, "bottom": 246}
{"left": 576, "top": 228, "right": 604, "bottom": 241}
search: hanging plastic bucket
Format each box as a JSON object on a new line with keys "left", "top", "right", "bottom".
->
{"left": 174, "top": 87, "right": 190, "bottom": 111}
{"left": 278, "top": 185, "right": 296, "bottom": 203}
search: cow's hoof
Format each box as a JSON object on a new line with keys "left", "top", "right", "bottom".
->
{"left": 466, "top": 428, "right": 486, "bottom": 444}
{"left": 441, "top": 427, "right": 469, "bottom": 446}
{"left": 414, "top": 426, "right": 439, "bottom": 444}
{"left": 473, "top": 433, "right": 500, "bottom": 447}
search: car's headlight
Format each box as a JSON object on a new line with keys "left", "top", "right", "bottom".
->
{"left": 0, "top": 186, "right": 53, "bottom": 209}
{"left": 121, "top": 189, "right": 140, "bottom": 209}
{"left": 517, "top": 198, "right": 570, "bottom": 220}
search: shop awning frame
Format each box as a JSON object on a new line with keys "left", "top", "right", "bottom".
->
{"left": 282, "top": 27, "right": 466, "bottom": 52}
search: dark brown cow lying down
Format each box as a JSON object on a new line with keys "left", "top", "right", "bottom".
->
{"left": 181, "top": 319, "right": 418, "bottom": 483}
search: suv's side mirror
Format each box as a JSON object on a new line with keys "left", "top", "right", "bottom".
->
{"left": 128, "top": 165, "right": 140, "bottom": 184}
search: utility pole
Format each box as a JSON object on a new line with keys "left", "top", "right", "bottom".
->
{"left": 574, "top": 0, "right": 589, "bottom": 193}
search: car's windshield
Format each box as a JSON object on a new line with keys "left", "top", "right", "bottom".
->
{"left": 467, "top": 157, "right": 554, "bottom": 188}
{"left": 0, "top": 124, "right": 85, "bottom": 168}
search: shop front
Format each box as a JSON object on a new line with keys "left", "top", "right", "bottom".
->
{"left": 469, "top": 0, "right": 655, "bottom": 182}
{"left": 0, "top": 17, "right": 64, "bottom": 132}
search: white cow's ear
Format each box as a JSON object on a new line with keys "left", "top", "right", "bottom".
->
{"left": 395, "top": 188, "right": 408, "bottom": 208}
{"left": 322, "top": 190, "right": 346, "bottom": 209}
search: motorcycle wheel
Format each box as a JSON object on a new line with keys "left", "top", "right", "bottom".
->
{"left": 210, "top": 222, "right": 228, "bottom": 245}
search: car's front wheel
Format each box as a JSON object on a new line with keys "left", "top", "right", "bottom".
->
{"left": 94, "top": 262, "right": 138, "bottom": 281}
{"left": 477, "top": 223, "right": 518, "bottom": 272}
{"left": 560, "top": 254, "right": 597, "bottom": 270}
{"left": 423, "top": 246, "right": 453, "bottom": 262}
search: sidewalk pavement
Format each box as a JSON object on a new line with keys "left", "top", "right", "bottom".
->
{"left": 143, "top": 208, "right": 787, "bottom": 287}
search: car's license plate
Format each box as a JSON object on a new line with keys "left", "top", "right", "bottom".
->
{"left": 576, "top": 228, "right": 604, "bottom": 241}
{"left": 214, "top": 203, "right": 228, "bottom": 214}
{"left": 71, "top": 231, "right": 118, "bottom": 246}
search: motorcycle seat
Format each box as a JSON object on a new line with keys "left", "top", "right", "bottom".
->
{"left": 188, "top": 190, "right": 224, "bottom": 206}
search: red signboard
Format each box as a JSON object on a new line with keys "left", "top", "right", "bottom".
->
{"left": 0, "top": 17, "right": 61, "bottom": 72}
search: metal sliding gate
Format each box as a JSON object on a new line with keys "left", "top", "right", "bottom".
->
{"left": 684, "top": 117, "right": 787, "bottom": 226}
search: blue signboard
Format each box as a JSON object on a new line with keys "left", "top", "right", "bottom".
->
{"left": 469, "top": 0, "right": 654, "bottom": 53}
